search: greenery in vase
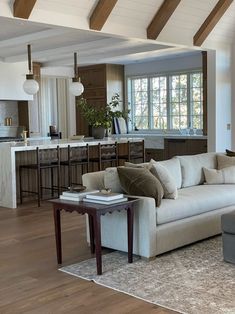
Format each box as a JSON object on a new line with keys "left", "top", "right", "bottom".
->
{"left": 77, "top": 93, "right": 129, "bottom": 129}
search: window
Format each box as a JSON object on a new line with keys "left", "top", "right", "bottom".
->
{"left": 128, "top": 71, "right": 203, "bottom": 131}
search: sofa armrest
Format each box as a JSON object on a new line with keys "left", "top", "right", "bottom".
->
{"left": 129, "top": 195, "right": 157, "bottom": 258}
{"left": 82, "top": 171, "right": 105, "bottom": 190}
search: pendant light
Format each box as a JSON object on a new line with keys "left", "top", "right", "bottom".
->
{"left": 69, "top": 52, "right": 84, "bottom": 96}
{"left": 23, "top": 44, "right": 39, "bottom": 95}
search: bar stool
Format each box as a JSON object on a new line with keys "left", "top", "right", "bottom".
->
{"left": 118, "top": 140, "right": 145, "bottom": 164}
{"left": 90, "top": 142, "right": 118, "bottom": 171}
{"left": 19, "top": 146, "right": 61, "bottom": 207}
{"left": 60, "top": 144, "right": 89, "bottom": 187}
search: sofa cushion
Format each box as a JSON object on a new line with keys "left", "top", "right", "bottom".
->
{"left": 149, "top": 158, "right": 182, "bottom": 189}
{"left": 217, "top": 154, "right": 235, "bottom": 169}
{"left": 117, "top": 167, "right": 164, "bottom": 206}
{"left": 177, "top": 153, "right": 217, "bottom": 188}
{"left": 203, "top": 166, "right": 235, "bottom": 184}
{"left": 150, "top": 162, "right": 178, "bottom": 199}
{"left": 156, "top": 184, "right": 235, "bottom": 225}
{"left": 104, "top": 167, "right": 123, "bottom": 193}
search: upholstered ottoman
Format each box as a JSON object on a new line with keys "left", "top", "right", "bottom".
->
{"left": 221, "top": 211, "right": 235, "bottom": 264}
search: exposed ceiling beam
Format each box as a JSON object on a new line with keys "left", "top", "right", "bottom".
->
{"left": 147, "top": 0, "right": 181, "bottom": 40}
{"left": 90, "top": 0, "right": 118, "bottom": 31}
{"left": 13, "top": 0, "right": 37, "bottom": 19}
{"left": 193, "top": 0, "right": 233, "bottom": 46}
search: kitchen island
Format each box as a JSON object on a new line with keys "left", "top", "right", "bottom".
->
{"left": 0, "top": 137, "right": 143, "bottom": 209}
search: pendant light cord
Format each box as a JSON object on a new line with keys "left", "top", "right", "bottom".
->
{"left": 74, "top": 52, "right": 78, "bottom": 79}
{"left": 27, "top": 44, "right": 32, "bottom": 73}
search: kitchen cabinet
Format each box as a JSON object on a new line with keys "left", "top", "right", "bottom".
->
{"left": 164, "top": 138, "right": 207, "bottom": 159}
{"left": 145, "top": 149, "right": 165, "bottom": 161}
{"left": 76, "top": 64, "right": 124, "bottom": 136}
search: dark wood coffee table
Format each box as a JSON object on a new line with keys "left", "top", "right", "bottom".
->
{"left": 50, "top": 197, "right": 139, "bottom": 275}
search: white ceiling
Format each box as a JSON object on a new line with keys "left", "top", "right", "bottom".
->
{"left": 0, "top": 15, "right": 190, "bottom": 67}
{"left": 0, "top": 0, "right": 235, "bottom": 67}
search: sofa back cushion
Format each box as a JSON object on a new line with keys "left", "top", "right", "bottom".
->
{"left": 104, "top": 167, "right": 123, "bottom": 193}
{"left": 217, "top": 154, "right": 235, "bottom": 169}
{"left": 149, "top": 158, "right": 182, "bottom": 189}
{"left": 177, "top": 152, "right": 217, "bottom": 188}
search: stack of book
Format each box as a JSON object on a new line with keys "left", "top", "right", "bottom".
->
{"left": 60, "top": 189, "right": 99, "bottom": 202}
{"left": 83, "top": 192, "right": 127, "bottom": 205}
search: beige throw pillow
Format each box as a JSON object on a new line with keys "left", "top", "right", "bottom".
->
{"left": 217, "top": 154, "right": 235, "bottom": 170}
{"left": 150, "top": 162, "right": 178, "bottom": 199}
{"left": 117, "top": 167, "right": 164, "bottom": 207}
{"left": 149, "top": 158, "right": 182, "bottom": 189}
{"left": 203, "top": 166, "right": 235, "bottom": 184}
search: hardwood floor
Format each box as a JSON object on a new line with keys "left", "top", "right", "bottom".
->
{"left": 0, "top": 201, "right": 177, "bottom": 314}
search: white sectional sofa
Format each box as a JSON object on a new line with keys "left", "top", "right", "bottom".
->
{"left": 82, "top": 152, "right": 235, "bottom": 258}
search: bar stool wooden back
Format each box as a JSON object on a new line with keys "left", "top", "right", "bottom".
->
{"left": 90, "top": 142, "right": 118, "bottom": 171}
{"left": 60, "top": 144, "right": 89, "bottom": 187}
{"left": 19, "top": 146, "right": 61, "bottom": 207}
{"left": 118, "top": 140, "right": 145, "bottom": 164}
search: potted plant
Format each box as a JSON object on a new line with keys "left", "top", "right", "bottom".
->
{"left": 77, "top": 93, "right": 129, "bottom": 139}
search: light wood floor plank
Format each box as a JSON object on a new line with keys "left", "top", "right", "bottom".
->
{"left": 0, "top": 201, "right": 177, "bottom": 314}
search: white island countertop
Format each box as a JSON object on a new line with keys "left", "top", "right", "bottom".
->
{"left": 0, "top": 137, "right": 143, "bottom": 152}
{"left": 0, "top": 137, "right": 143, "bottom": 209}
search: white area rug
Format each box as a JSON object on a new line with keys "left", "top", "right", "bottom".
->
{"left": 60, "top": 237, "right": 235, "bottom": 314}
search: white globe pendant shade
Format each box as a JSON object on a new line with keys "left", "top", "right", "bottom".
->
{"left": 23, "top": 75, "right": 39, "bottom": 95}
{"left": 69, "top": 80, "right": 84, "bottom": 96}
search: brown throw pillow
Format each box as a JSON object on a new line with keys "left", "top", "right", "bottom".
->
{"left": 226, "top": 149, "right": 235, "bottom": 157}
{"left": 117, "top": 167, "right": 164, "bottom": 207}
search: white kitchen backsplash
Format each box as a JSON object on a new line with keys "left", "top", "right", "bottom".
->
{"left": 0, "top": 101, "right": 19, "bottom": 126}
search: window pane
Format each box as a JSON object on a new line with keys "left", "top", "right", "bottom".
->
{"left": 131, "top": 78, "right": 149, "bottom": 129}
{"left": 150, "top": 76, "right": 167, "bottom": 129}
{"left": 190, "top": 73, "right": 203, "bottom": 129}
{"left": 169, "top": 74, "right": 188, "bottom": 129}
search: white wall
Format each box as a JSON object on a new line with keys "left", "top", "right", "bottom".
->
{"left": 207, "top": 46, "right": 232, "bottom": 152}
{"left": 125, "top": 52, "right": 202, "bottom": 77}
{"left": 231, "top": 45, "right": 235, "bottom": 150}
{"left": 41, "top": 66, "right": 73, "bottom": 78}
{"left": 0, "top": 62, "right": 33, "bottom": 101}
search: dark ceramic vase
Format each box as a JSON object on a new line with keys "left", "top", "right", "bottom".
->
{"left": 92, "top": 126, "right": 105, "bottom": 139}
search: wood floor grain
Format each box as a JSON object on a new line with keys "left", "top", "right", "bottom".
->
{"left": 0, "top": 201, "right": 177, "bottom": 314}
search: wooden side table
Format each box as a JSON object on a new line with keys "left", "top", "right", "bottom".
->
{"left": 50, "top": 197, "right": 139, "bottom": 275}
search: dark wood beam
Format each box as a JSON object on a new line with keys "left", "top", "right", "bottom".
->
{"left": 14, "top": 0, "right": 37, "bottom": 19}
{"left": 194, "top": 0, "right": 233, "bottom": 46}
{"left": 147, "top": 0, "right": 181, "bottom": 40}
{"left": 90, "top": 0, "right": 118, "bottom": 31}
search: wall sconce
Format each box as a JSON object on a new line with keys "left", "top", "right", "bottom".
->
{"left": 23, "top": 44, "right": 39, "bottom": 95}
{"left": 69, "top": 52, "right": 84, "bottom": 96}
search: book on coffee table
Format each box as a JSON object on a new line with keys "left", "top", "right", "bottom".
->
{"left": 60, "top": 189, "right": 99, "bottom": 201}
{"left": 83, "top": 197, "right": 128, "bottom": 205}
{"left": 85, "top": 192, "right": 124, "bottom": 201}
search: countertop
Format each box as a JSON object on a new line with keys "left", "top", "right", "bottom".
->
{"left": 0, "top": 137, "right": 143, "bottom": 152}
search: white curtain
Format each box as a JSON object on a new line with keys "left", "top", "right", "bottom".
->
{"left": 40, "top": 77, "right": 75, "bottom": 138}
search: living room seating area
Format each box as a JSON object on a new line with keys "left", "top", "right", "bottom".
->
{"left": 83, "top": 152, "right": 235, "bottom": 259}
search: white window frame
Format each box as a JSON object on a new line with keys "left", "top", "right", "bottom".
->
{"left": 127, "top": 69, "right": 203, "bottom": 132}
